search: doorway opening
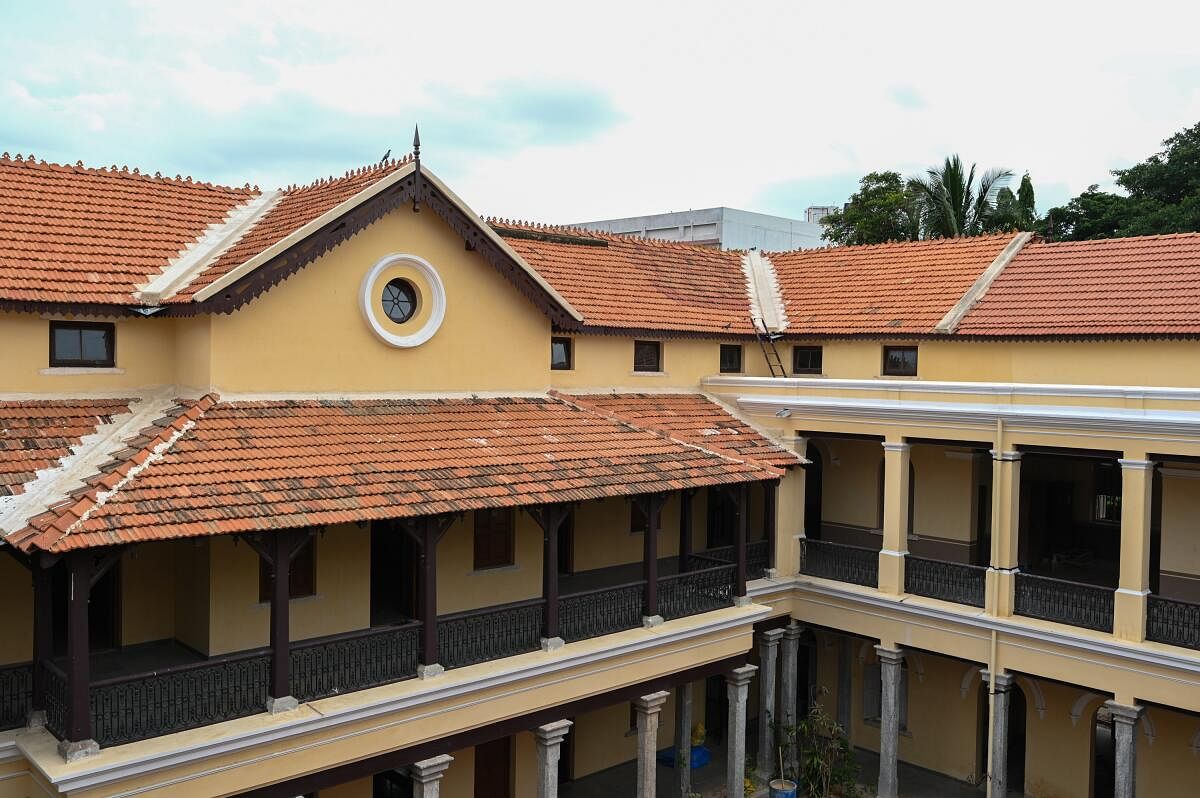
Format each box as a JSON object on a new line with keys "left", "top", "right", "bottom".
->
{"left": 370, "top": 520, "right": 420, "bottom": 627}
{"left": 804, "top": 443, "right": 823, "bottom": 539}
{"left": 475, "top": 736, "right": 513, "bottom": 798}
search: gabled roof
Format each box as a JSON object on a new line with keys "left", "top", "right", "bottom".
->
{"left": 9, "top": 393, "right": 783, "bottom": 553}
{"left": 955, "top": 233, "right": 1200, "bottom": 336}
{"left": 768, "top": 234, "right": 1019, "bottom": 335}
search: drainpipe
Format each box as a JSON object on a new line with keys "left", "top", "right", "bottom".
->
{"left": 985, "top": 628, "right": 998, "bottom": 797}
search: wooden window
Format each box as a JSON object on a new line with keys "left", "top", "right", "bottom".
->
{"left": 551, "top": 336, "right": 574, "bottom": 370}
{"left": 49, "top": 321, "right": 115, "bottom": 368}
{"left": 258, "top": 537, "right": 316, "bottom": 602}
{"left": 792, "top": 346, "right": 823, "bottom": 374}
{"left": 719, "top": 344, "right": 743, "bottom": 374}
{"left": 882, "top": 346, "right": 918, "bottom": 377}
{"left": 473, "top": 508, "right": 515, "bottom": 569}
{"left": 633, "top": 340, "right": 662, "bottom": 372}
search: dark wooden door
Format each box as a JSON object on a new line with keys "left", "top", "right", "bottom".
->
{"left": 371, "top": 521, "right": 419, "bottom": 626}
{"left": 474, "top": 736, "right": 512, "bottom": 798}
{"left": 706, "top": 488, "right": 737, "bottom": 548}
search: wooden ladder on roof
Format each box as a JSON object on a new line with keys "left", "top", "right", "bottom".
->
{"left": 752, "top": 317, "right": 787, "bottom": 378}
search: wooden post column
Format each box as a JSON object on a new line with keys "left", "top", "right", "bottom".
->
{"left": 406, "top": 514, "right": 455, "bottom": 678}
{"left": 640, "top": 494, "right": 667, "bottom": 627}
{"left": 60, "top": 550, "right": 99, "bottom": 760}
{"left": 735, "top": 483, "right": 749, "bottom": 600}
{"left": 30, "top": 554, "right": 54, "bottom": 726}
{"left": 529, "top": 504, "right": 571, "bottom": 650}
{"left": 245, "top": 528, "right": 311, "bottom": 713}
{"left": 764, "top": 479, "right": 779, "bottom": 576}
{"left": 678, "top": 488, "right": 695, "bottom": 573}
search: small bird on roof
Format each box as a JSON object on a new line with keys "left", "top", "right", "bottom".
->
{"left": 380, "top": 148, "right": 391, "bottom": 163}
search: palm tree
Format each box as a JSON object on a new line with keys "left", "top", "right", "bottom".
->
{"left": 908, "top": 155, "right": 1013, "bottom": 238}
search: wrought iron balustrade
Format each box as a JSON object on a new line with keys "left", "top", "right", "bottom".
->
{"left": 560, "top": 581, "right": 644, "bottom": 643}
{"left": 694, "top": 539, "right": 770, "bottom": 579}
{"left": 1146, "top": 594, "right": 1200, "bottom": 650}
{"left": 0, "top": 662, "right": 31, "bottom": 732}
{"left": 658, "top": 564, "right": 736, "bottom": 620}
{"left": 439, "top": 600, "right": 543, "bottom": 669}
{"left": 292, "top": 621, "right": 421, "bottom": 701}
{"left": 799, "top": 539, "right": 879, "bottom": 588}
{"left": 905, "top": 556, "right": 987, "bottom": 607}
{"left": 1014, "top": 572, "right": 1114, "bottom": 633}
{"left": 41, "top": 661, "right": 67, "bottom": 741}
{"left": 90, "top": 649, "right": 270, "bottom": 748}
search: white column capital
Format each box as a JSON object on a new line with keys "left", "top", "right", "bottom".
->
{"left": 990, "top": 449, "right": 1022, "bottom": 462}
{"left": 534, "top": 719, "right": 573, "bottom": 747}
{"left": 1118, "top": 458, "right": 1155, "bottom": 471}
{"left": 758, "top": 627, "right": 785, "bottom": 648}
{"left": 407, "top": 754, "right": 454, "bottom": 784}
{"left": 782, "top": 620, "right": 805, "bottom": 641}
{"left": 881, "top": 441, "right": 910, "bottom": 454}
{"left": 633, "top": 690, "right": 670, "bottom": 713}
{"left": 982, "top": 669, "right": 1015, "bottom": 691}
{"left": 725, "top": 663, "right": 758, "bottom": 688}
{"left": 1104, "top": 700, "right": 1145, "bottom": 725}
{"left": 874, "top": 644, "right": 904, "bottom": 665}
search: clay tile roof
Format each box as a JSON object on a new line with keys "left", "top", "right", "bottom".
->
{"left": 0, "top": 399, "right": 133, "bottom": 498}
{"left": 0, "top": 154, "right": 256, "bottom": 305}
{"left": 494, "top": 222, "right": 754, "bottom": 334}
{"left": 13, "top": 395, "right": 779, "bottom": 553}
{"left": 769, "top": 234, "right": 1016, "bottom": 335}
{"left": 954, "top": 233, "right": 1200, "bottom": 336}
{"left": 556, "top": 392, "right": 800, "bottom": 469}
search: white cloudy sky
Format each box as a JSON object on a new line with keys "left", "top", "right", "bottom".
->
{"left": 3, "top": 0, "right": 1199, "bottom": 222}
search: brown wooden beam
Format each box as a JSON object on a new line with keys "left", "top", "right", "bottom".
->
{"left": 765, "top": 480, "right": 779, "bottom": 572}
{"left": 259, "top": 529, "right": 313, "bottom": 705}
{"left": 30, "top": 556, "right": 53, "bottom": 717}
{"left": 64, "top": 550, "right": 94, "bottom": 744}
{"left": 527, "top": 505, "right": 571, "bottom": 643}
{"left": 640, "top": 494, "right": 667, "bottom": 620}
{"left": 735, "top": 484, "right": 749, "bottom": 597}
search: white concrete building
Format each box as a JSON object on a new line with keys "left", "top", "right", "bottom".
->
{"left": 573, "top": 206, "right": 826, "bottom": 251}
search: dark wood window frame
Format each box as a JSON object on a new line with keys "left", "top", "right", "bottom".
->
{"left": 792, "top": 345, "right": 823, "bottom": 375}
{"left": 633, "top": 340, "right": 663, "bottom": 373}
{"left": 551, "top": 336, "right": 574, "bottom": 371}
{"left": 882, "top": 345, "right": 918, "bottom": 377}
{"left": 49, "top": 320, "right": 115, "bottom": 368}
{"left": 473, "top": 508, "right": 516, "bottom": 570}
{"left": 719, "top": 344, "right": 743, "bottom": 374}
{"left": 258, "top": 536, "right": 317, "bottom": 603}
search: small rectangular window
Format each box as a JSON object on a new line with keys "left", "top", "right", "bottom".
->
{"left": 49, "top": 321, "right": 115, "bottom": 368}
{"left": 258, "top": 536, "right": 316, "bottom": 602}
{"left": 551, "top": 337, "right": 574, "bottom": 370}
{"left": 792, "top": 346, "right": 823, "bottom": 375}
{"left": 473, "top": 508, "right": 515, "bottom": 570}
{"left": 633, "top": 340, "right": 662, "bottom": 373}
{"left": 719, "top": 344, "right": 743, "bottom": 374}
{"left": 882, "top": 346, "right": 918, "bottom": 377}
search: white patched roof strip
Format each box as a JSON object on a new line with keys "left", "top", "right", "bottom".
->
{"left": 741, "top": 250, "right": 788, "bottom": 333}
{"left": 0, "top": 389, "right": 182, "bottom": 538}
{"left": 136, "top": 190, "right": 282, "bottom": 305}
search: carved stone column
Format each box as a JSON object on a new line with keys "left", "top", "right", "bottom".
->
{"left": 780, "top": 622, "right": 803, "bottom": 772}
{"left": 406, "top": 754, "right": 454, "bottom": 798}
{"left": 674, "top": 683, "right": 693, "bottom": 798}
{"left": 1106, "top": 700, "right": 1143, "bottom": 798}
{"left": 534, "top": 720, "right": 573, "bottom": 798}
{"left": 875, "top": 645, "right": 904, "bottom": 798}
{"left": 984, "top": 670, "right": 1015, "bottom": 798}
{"left": 725, "top": 664, "right": 758, "bottom": 798}
{"left": 634, "top": 691, "right": 670, "bottom": 797}
{"left": 757, "top": 628, "right": 785, "bottom": 776}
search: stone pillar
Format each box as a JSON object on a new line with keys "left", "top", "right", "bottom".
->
{"left": 986, "top": 450, "right": 1021, "bottom": 617}
{"left": 879, "top": 441, "right": 910, "bottom": 594}
{"left": 1115, "top": 458, "right": 1155, "bottom": 642}
{"left": 534, "top": 720, "right": 573, "bottom": 798}
{"left": 984, "top": 671, "right": 1015, "bottom": 798}
{"left": 675, "top": 683, "right": 693, "bottom": 798}
{"left": 1106, "top": 701, "right": 1143, "bottom": 798}
{"left": 875, "top": 645, "right": 904, "bottom": 798}
{"left": 634, "top": 691, "right": 670, "bottom": 797}
{"left": 757, "top": 628, "right": 785, "bottom": 776}
{"left": 780, "top": 622, "right": 803, "bottom": 774}
{"left": 725, "top": 664, "right": 758, "bottom": 798}
{"left": 407, "top": 754, "right": 454, "bottom": 798}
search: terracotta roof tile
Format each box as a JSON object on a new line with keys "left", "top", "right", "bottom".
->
{"left": 556, "top": 392, "right": 800, "bottom": 469}
{"left": 955, "top": 233, "right": 1200, "bottom": 335}
{"left": 0, "top": 399, "right": 133, "bottom": 497}
{"left": 13, "top": 395, "right": 779, "bottom": 552}
{"left": 769, "top": 234, "right": 1015, "bottom": 335}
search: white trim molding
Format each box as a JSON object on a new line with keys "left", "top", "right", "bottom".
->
{"left": 360, "top": 254, "right": 447, "bottom": 348}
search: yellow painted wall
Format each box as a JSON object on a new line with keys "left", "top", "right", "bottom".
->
{"left": 571, "top": 693, "right": 680, "bottom": 780}
{"left": 206, "top": 524, "right": 370, "bottom": 655}
{"left": 171, "top": 315, "right": 213, "bottom": 391}
{"left": 441, "top": 746, "right": 475, "bottom": 797}
{"left": 0, "top": 555, "right": 31, "bottom": 665}
{"left": 174, "top": 538, "right": 210, "bottom": 654}
{"left": 549, "top": 336, "right": 775, "bottom": 391}
{"left": 1138, "top": 705, "right": 1200, "bottom": 798}
{"left": 319, "top": 776, "right": 371, "bottom": 798}
{"left": 437, "top": 512, "right": 542, "bottom": 616}
{"left": 120, "top": 543, "right": 178, "bottom": 647}
{"left": 0, "top": 756, "right": 40, "bottom": 798}
{"left": 814, "top": 437, "right": 881, "bottom": 530}
{"left": 1160, "top": 468, "right": 1200, "bottom": 578}
{"left": 1020, "top": 679, "right": 1098, "bottom": 798}
{"left": 910, "top": 446, "right": 975, "bottom": 543}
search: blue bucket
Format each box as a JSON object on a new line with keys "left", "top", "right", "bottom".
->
{"left": 769, "top": 778, "right": 798, "bottom": 798}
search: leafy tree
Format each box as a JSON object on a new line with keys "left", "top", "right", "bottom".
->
{"left": 820, "top": 172, "right": 921, "bottom": 246}
{"left": 1046, "top": 121, "right": 1200, "bottom": 240}
{"left": 985, "top": 173, "right": 1039, "bottom": 232}
{"left": 908, "top": 155, "right": 1012, "bottom": 238}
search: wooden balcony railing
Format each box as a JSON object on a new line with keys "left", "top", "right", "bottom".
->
{"left": 1146, "top": 594, "right": 1200, "bottom": 650}
{"left": 0, "top": 662, "right": 31, "bottom": 732}
{"left": 905, "top": 556, "right": 987, "bottom": 608}
{"left": 1014, "top": 572, "right": 1114, "bottom": 633}
{"left": 799, "top": 539, "right": 879, "bottom": 588}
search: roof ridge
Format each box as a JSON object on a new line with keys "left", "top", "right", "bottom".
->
{"left": 935, "top": 231, "right": 1035, "bottom": 334}
{"left": 0, "top": 151, "right": 258, "bottom": 194}
{"left": 13, "top": 393, "right": 220, "bottom": 553}
{"left": 281, "top": 153, "right": 416, "bottom": 194}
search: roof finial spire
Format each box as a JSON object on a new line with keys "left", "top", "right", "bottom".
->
{"left": 412, "top": 123, "right": 422, "bottom": 214}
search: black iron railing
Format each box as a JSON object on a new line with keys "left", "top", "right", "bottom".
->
{"left": 0, "top": 662, "right": 31, "bottom": 731}
{"left": 293, "top": 622, "right": 421, "bottom": 701}
{"left": 1146, "top": 595, "right": 1200, "bottom": 650}
{"left": 659, "top": 564, "right": 736, "bottom": 620}
{"left": 800, "top": 539, "right": 879, "bottom": 588}
{"left": 560, "top": 581, "right": 644, "bottom": 643}
{"left": 1014, "top": 572, "right": 1114, "bottom": 633}
{"left": 41, "top": 661, "right": 67, "bottom": 741}
{"left": 905, "top": 556, "right": 987, "bottom": 607}
{"left": 695, "top": 540, "right": 770, "bottom": 579}
{"left": 90, "top": 649, "right": 270, "bottom": 748}
{"left": 439, "top": 600, "right": 543, "bottom": 669}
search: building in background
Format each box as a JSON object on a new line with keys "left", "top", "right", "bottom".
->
{"left": 573, "top": 206, "right": 829, "bottom": 250}
{"left": 804, "top": 204, "right": 840, "bottom": 224}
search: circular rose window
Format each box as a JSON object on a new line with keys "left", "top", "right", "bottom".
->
{"left": 360, "top": 254, "right": 446, "bottom": 348}
{"left": 382, "top": 278, "right": 418, "bottom": 323}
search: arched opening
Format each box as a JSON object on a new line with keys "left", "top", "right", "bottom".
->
{"left": 1007, "top": 682, "right": 1027, "bottom": 793}
{"left": 804, "top": 442, "right": 823, "bottom": 538}
{"left": 1092, "top": 704, "right": 1116, "bottom": 797}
